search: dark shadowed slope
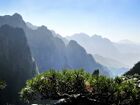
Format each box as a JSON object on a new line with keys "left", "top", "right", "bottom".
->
{"left": 0, "top": 25, "right": 37, "bottom": 105}
{"left": 125, "top": 61, "right": 140, "bottom": 75}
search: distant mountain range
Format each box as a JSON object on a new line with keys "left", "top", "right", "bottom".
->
{"left": 67, "top": 33, "right": 119, "bottom": 60}
{"left": 66, "top": 33, "right": 140, "bottom": 68}
{"left": 0, "top": 13, "right": 110, "bottom": 76}
{"left": 66, "top": 33, "right": 140, "bottom": 76}
{"left": 94, "top": 54, "right": 127, "bottom": 69}
{"left": 67, "top": 33, "right": 140, "bottom": 67}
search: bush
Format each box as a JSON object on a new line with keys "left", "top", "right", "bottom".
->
{"left": 20, "top": 69, "right": 89, "bottom": 103}
{"left": 20, "top": 70, "right": 140, "bottom": 105}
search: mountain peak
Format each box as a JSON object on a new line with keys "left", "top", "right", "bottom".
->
{"left": 12, "top": 13, "right": 23, "bottom": 20}
{"left": 92, "top": 34, "right": 102, "bottom": 38}
{"left": 0, "top": 13, "right": 26, "bottom": 29}
{"left": 68, "top": 40, "right": 78, "bottom": 45}
{"left": 92, "top": 34, "right": 112, "bottom": 43}
{"left": 38, "top": 25, "right": 48, "bottom": 30}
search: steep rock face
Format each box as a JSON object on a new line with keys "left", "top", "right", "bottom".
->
{"left": 0, "top": 13, "right": 110, "bottom": 76}
{"left": 125, "top": 62, "right": 140, "bottom": 75}
{"left": 0, "top": 25, "right": 36, "bottom": 105}
{"left": 66, "top": 40, "right": 97, "bottom": 71}
{"left": 26, "top": 26, "right": 68, "bottom": 72}
{"left": 0, "top": 13, "right": 69, "bottom": 72}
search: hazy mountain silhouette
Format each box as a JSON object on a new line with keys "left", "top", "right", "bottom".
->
{"left": 67, "top": 33, "right": 119, "bottom": 60}
{"left": 0, "top": 25, "right": 38, "bottom": 105}
{"left": 94, "top": 54, "right": 127, "bottom": 69}
{"left": 26, "top": 22, "right": 38, "bottom": 30}
{"left": 51, "top": 30, "right": 69, "bottom": 45}
{"left": 66, "top": 40, "right": 110, "bottom": 75}
{"left": 94, "top": 54, "right": 129, "bottom": 76}
{"left": 115, "top": 42, "right": 140, "bottom": 65}
{"left": 67, "top": 33, "right": 140, "bottom": 68}
{"left": 0, "top": 13, "right": 110, "bottom": 76}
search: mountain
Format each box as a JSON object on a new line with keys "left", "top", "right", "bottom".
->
{"left": 94, "top": 54, "right": 128, "bottom": 76}
{"left": 125, "top": 61, "right": 140, "bottom": 75}
{"left": 94, "top": 54, "right": 127, "bottom": 69}
{"left": 67, "top": 33, "right": 119, "bottom": 60}
{"left": 0, "top": 13, "right": 26, "bottom": 29}
{"left": 66, "top": 33, "right": 140, "bottom": 68}
{"left": 26, "top": 22, "right": 38, "bottom": 30}
{"left": 66, "top": 33, "right": 125, "bottom": 71}
{"left": 0, "top": 13, "right": 110, "bottom": 76}
{"left": 0, "top": 25, "right": 37, "bottom": 105}
{"left": 66, "top": 40, "right": 109, "bottom": 75}
{"left": 115, "top": 41, "right": 140, "bottom": 54}
{"left": 51, "top": 30, "right": 69, "bottom": 45}
{"left": 114, "top": 42, "right": 140, "bottom": 68}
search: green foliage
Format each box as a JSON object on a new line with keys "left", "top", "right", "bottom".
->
{"left": 0, "top": 80, "right": 6, "bottom": 91}
{"left": 20, "top": 69, "right": 140, "bottom": 105}
{"left": 20, "top": 69, "right": 89, "bottom": 103}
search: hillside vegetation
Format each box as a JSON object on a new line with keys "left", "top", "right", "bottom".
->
{"left": 20, "top": 69, "right": 140, "bottom": 105}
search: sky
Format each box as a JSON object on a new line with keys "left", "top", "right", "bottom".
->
{"left": 0, "top": 0, "right": 140, "bottom": 43}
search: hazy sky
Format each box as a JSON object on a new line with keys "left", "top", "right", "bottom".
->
{"left": 0, "top": 0, "right": 140, "bottom": 42}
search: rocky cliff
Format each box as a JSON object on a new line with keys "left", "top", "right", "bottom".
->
{"left": 0, "top": 25, "right": 37, "bottom": 105}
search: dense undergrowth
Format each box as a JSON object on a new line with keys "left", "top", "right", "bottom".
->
{"left": 20, "top": 69, "right": 140, "bottom": 105}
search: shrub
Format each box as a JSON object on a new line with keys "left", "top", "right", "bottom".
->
{"left": 20, "top": 69, "right": 140, "bottom": 105}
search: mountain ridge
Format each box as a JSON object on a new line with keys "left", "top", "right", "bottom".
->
{"left": 0, "top": 13, "right": 110, "bottom": 76}
{"left": 66, "top": 33, "right": 140, "bottom": 68}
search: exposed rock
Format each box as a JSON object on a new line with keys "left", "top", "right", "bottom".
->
{"left": 53, "top": 94, "right": 99, "bottom": 105}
